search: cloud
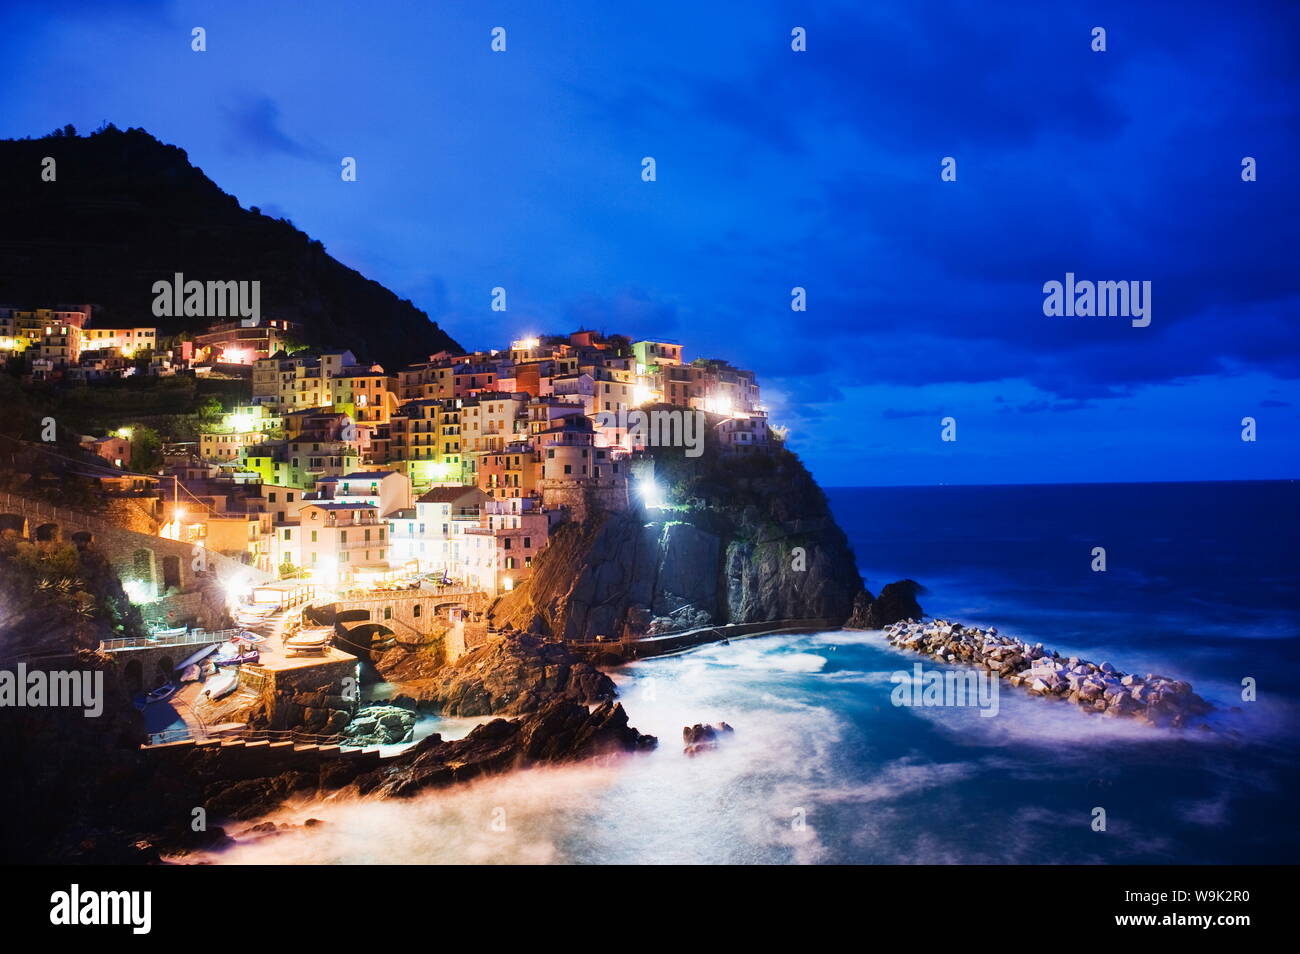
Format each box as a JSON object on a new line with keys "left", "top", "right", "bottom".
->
{"left": 883, "top": 407, "right": 947, "bottom": 420}
{"left": 223, "top": 95, "right": 325, "bottom": 161}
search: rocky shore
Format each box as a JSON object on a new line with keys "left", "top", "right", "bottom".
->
{"left": 883, "top": 619, "right": 1213, "bottom": 727}
{"left": 351, "top": 699, "right": 656, "bottom": 800}
{"left": 68, "top": 698, "right": 654, "bottom": 863}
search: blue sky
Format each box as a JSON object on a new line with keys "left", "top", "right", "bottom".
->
{"left": 1, "top": 0, "right": 1297, "bottom": 486}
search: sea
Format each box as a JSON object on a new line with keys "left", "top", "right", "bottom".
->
{"left": 189, "top": 480, "right": 1300, "bottom": 865}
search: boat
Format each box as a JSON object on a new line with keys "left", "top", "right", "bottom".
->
{"left": 214, "top": 638, "right": 260, "bottom": 666}
{"left": 132, "top": 682, "right": 178, "bottom": 710}
{"left": 213, "top": 641, "right": 241, "bottom": 661}
{"left": 175, "top": 642, "right": 221, "bottom": 672}
{"left": 147, "top": 683, "right": 177, "bottom": 704}
{"left": 178, "top": 664, "right": 201, "bottom": 683}
{"left": 202, "top": 671, "right": 239, "bottom": 700}
{"left": 148, "top": 625, "right": 187, "bottom": 639}
{"left": 236, "top": 604, "right": 280, "bottom": 625}
{"left": 284, "top": 627, "right": 333, "bottom": 656}
{"left": 215, "top": 649, "right": 260, "bottom": 666}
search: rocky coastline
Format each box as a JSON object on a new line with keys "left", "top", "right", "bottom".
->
{"left": 2, "top": 444, "right": 897, "bottom": 862}
{"left": 882, "top": 618, "right": 1213, "bottom": 727}
{"left": 190, "top": 698, "right": 655, "bottom": 825}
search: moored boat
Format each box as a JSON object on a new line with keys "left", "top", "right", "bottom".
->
{"left": 132, "top": 682, "right": 179, "bottom": 710}
{"left": 284, "top": 627, "right": 332, "bottom": 656}
{"left": 202, "top": 671, "right": 239, "bottom": 699}
{"left": 214, "top": 649, "right": 260, "bottom": 666}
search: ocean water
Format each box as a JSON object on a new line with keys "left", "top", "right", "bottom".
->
{"left": 189, "top": 481, "right": 1300, "bottom": 865}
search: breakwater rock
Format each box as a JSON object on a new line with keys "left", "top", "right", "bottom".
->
{"left": 884, "top": 619, "right": 1213, "bottom": 728}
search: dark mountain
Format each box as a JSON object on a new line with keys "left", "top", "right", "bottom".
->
{"left": 0, "top": 124, "right": 460, "bottom": 366}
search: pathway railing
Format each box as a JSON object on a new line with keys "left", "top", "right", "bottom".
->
{"left": 101, "top": 628, "right": 241, "bottom": 652}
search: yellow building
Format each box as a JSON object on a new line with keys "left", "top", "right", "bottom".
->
{"left": 199, "top": 405, "right": 282, "bottom": 462}
{"left": 81, "top": 326, "right": 158, "bottom": 356}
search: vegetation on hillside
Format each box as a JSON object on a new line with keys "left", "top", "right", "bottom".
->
{"left": 0, "top": 124, "right": 461, "bottom": 367}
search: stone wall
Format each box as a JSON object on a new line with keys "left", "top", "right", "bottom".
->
{"left": 104, "top": 498, "right": 162, "bottom": 535}
{"left": 252, "top": 655, "right": 361, "bottom": 732}
{"left": 538, "top": 477, "right": 629, "bottom": 523}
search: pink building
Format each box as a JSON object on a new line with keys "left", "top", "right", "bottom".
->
{"left": 462, "top": 497, "right": 549, "bottom": 595}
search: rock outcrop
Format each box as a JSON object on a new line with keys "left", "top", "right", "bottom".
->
{"left": 397, "top": 632, "right": 616, "bottom": 716}
{"left": 884, "top": 619, "right": 1213, "bottom": 728}
{"left": 492, "top": 446, "right": 866, "bottom": 640}
{"left": 682, "top": 721, "right": 735, "bottom": 756}
{"left": 342, "top": 704, "right": 417, "bottom": 746}
{"left": 847, "top": 580, "right": 925, "bottom": 629}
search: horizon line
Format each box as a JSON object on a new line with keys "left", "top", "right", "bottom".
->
{"left": 824, "top": 477, "right": 1298, "bottom": 490}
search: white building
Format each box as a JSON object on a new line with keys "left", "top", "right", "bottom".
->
{"left": 386, "top": 485, "right": 487, "bottom": 577}
{"left": 314, "top": 470, "right": 412, "bottom": 518}
{"left": 272, "top": 501, "right": 389, "bottom": 584}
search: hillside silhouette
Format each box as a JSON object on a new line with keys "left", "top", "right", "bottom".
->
{"left": 0, "top": 124, "right": 460, "bottom": 366}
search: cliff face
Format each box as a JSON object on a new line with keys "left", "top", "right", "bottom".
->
{"left": 0, "top": 125, "right": 461, "bottom": 367}
{"left": 493, "top": 446, "right": 865, "bottom": 640}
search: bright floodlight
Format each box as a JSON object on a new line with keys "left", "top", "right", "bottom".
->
{"left": 122, "top": 579, "right": 152, "bottom": 605}
{"left": 223, "top": 573, "right": 250, "bottom": 601}
{"left": 637, "top": 477, "right": 663, "bottom": 508}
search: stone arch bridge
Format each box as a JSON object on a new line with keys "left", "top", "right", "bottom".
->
{"left": 306, "top": 587, "right": 480, "bottom": 654}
